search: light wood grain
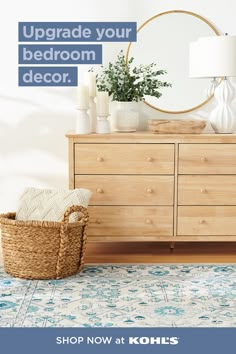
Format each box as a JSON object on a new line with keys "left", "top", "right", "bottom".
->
{"left": 0, "top": 234, "right": 2, "bottom": 265}
{"left": 66, "top": 132, "right": 236, "bottom": 144}
{"left": 179, "top": 175, "right": 236, "bottom": 205}
{"left": 178, "top": 206, "right": 236, "bottom": 236}
{"left": 174, "top": 143, "right": 179, "bottom": 237}
{"left": 68, "top": 139, "right": 75, "bottom": 189}
{"left": 179, "top": 144, "right": 236, "bottom": 174}
{"left": 148, "top": 119, "right": 206, "bottom": 134}
{"left": 75, "top": 143, "right": 174, "bottom": 175}
{"left": 87, "top": 235, "right": 236, "bottom": 241}
{"left": 67, "top": 132, "right": 236, "bottom": 243}
{"left": 75, "top": 175, "right": 174, "bottom": 205}
{"left": 85, "top": 242, "right": 236, "bottom": 263}
{"left": 87, "top": 206, "right": 173, "bottom": 237}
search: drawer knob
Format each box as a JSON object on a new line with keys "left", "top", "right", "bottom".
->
{"left": 146, "top": 157, "right": 153, "bottom": 162}
{"left": 94, "top": 219, "right": 101, "bottom": 224}
{"left": 199, "top": 219, "right": 206, "bottom": 224}
{"left": 96, "top": 188, "right": 104, "bottom": 194}
{"left": 201, "top": 156, "right": 208, "bottom": 162}
{"left": 200, "top": 188, "right": 207, "bottom": 193}
{"left": 146, "top": 188, "right": 154, "bottom": 194}
{"left": 146, "top": 219, "right": 153, "bottom": 224}
{"left": 97, "top": 157, "right": 104, "bottom": 162}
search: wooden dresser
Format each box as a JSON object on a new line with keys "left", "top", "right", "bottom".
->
{"left": 66, "top": 132, "right": 236, "bottom": 242}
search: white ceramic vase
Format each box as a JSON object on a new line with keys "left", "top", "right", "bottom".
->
{"left": 112, "top": 101, "right": 139, "bottom": 132}
{"left": 209, "top": 79, "right": 236, "bottom": 133}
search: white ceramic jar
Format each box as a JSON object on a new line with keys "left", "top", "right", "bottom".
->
{"left": 112, "top": 101, "right": 139, "bottom": 132}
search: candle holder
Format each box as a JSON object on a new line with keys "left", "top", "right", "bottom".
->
{"left": 88, "top": 96, "right": 97, "bottom": 133}
{"left": 76, "top": 109, "right": 91, "bottom": 134}
{"left": 96, "top": 115, "right": 111, "bottom": 134}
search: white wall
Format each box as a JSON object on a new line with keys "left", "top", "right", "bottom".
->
{"left": 0, "top": 0, "right": 236, "bottom": 212}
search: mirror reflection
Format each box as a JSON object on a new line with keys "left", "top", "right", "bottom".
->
{"left": 127, "top": 10, "right": 219, "bottom": 113}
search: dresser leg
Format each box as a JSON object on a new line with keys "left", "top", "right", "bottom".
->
{"left": 170, "top": 242, "right": 175, "bottom": 250}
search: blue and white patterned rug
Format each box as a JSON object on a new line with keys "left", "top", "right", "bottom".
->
{"left": 0, "top": 264, "right": 236, "bottom": 327}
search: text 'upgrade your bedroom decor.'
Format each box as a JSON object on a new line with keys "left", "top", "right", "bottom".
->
{"left": 18, "top": 22, "right": 136, "bottom": 86}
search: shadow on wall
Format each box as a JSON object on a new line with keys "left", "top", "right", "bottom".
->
{"left": 0, "top": 91, "right": 76, "bottom": 212}
{"left": 0, "top": 110, "right": 73, "bottom": 158}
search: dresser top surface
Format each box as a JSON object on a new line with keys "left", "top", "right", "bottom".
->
{"left": 66, "top": 131, "right": 236, "bottom": 143}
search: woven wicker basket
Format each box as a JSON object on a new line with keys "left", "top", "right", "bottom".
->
{"left": 0, "top": 205, "right": 89, "bottom": 280}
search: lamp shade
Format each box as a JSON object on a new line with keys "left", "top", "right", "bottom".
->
{"left": 189, "top": 35, "right": 236, "bottom": 78}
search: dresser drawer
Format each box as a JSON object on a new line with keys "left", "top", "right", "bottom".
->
{"left": 74, "top": 144, "right": 174, "bottom": 175}
{"left": 178, "top": 206, "right": 236, "bottom": 235}
{"left": 178, "top": 175, "right": 236, "bottom": 205}
{"left": 75, "top": 175, "right": 174, "bottom": 205}
{"left": 179, "top": 144, "right": 236, "bottom": 174}
{"left": 87, "top": 206, "right": 173, "bottom": 236}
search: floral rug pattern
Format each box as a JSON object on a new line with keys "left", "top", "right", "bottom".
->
{"left": 0, "top": 264, "right": 236, "bottom": 327}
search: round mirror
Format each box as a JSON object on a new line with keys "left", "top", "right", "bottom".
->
{"left": 126, "top": 10, "right": 220, "bottom": 114}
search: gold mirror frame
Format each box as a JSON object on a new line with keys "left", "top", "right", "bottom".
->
{"left": 126, "top": 10, "right": 220, "bottom": 114}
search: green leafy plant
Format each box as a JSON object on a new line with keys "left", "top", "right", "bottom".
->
{"left": 96, "top": 50, "right": 172, "bottom": 102}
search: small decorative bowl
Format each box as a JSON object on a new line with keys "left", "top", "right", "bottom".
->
{"left": 148, "top": 119, "right": 207, "bottom": 134}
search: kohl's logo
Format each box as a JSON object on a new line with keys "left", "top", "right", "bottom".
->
{"left": 128, "top": 336, "right": 179, "bottom": 345}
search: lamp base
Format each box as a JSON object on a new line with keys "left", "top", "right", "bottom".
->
{"left": 210, "top": 79, "right": 236, "bottom": 134}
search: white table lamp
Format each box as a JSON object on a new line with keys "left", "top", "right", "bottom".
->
{"left": 189, "top": 35, "right": 236, "bottom": 133}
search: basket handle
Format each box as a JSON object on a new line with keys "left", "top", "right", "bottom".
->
{"left": 61, "top": 205, "right": 89, "bottom": 228}
{"left": 56, "top": 205, "right": 89, "bottom": 278}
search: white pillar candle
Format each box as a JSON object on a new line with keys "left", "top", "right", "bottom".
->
{"left": 96, "top": 91, "right": 109, "bottom": 116}
{"left": 84, "top": 72, "right": 96, "bottom": 97}
{"left": 77, "top": 85, "right": 89, "bottom": 110}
